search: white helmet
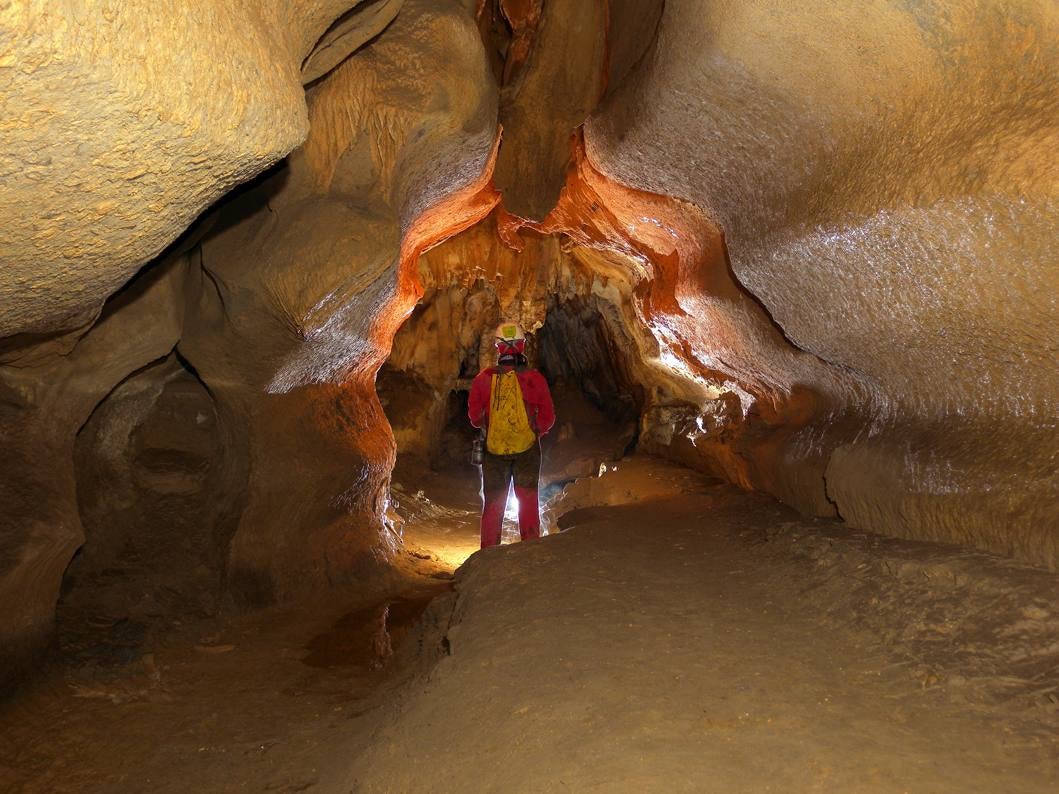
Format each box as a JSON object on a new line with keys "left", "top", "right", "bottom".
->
{"left": 495, "top": 321, "right": 524, "bottom": 343}
{"left": 494, "top": 321, "right": 526, "bottom": 356}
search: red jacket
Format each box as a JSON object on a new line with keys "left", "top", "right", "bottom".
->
{"left": 468, "top": 366, "right": 555, "bottom": 436}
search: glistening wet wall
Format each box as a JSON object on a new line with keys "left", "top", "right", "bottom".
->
{"left": 585, "top": 0, "right": 1059, "bottom": 567}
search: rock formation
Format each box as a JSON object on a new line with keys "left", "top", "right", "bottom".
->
{"left": 1, "top": 0, "right": 1056, "bottom": 687}
{"left": 0, "top": 0, "right": 495, "bottom": 680}
{"left": 585, "top": 0, "right": 1059, "bottom": 563}
{"left": 0, "top": 0, "right": 396, "bottom": 339}
{"left": 0, "top": 255, "right": 188, "bottom": 682}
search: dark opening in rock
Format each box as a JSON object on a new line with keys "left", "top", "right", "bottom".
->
{"left": 62, "top": 353, "right": 233, "bottom": 661}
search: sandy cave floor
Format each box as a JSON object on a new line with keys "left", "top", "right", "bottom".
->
{"left": 2, "top": 455, "right": 1059, "bottom": 792}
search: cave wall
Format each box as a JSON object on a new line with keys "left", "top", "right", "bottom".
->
{"left": 0, "top": 0, "right": 387, "bottom": 339}
{"left": 0, "top": 0, "right": 497, "bottom": 681}
{"left": 0, "top": 255, "right": 188, "bottom": 684}
{"left": 0, "top": 0, "right": 420, "bottom": 676}
{"left": 177, "top": 0, "right": 499, "bottom": 604}
{"left": 2, "top": 0, "right": 1056, "bottom": 689}
{"left": 379, "top": 285, "right": 501, "bottom": 461}
{"left": 536, "top": 297, "right": 643, "bottom": 426}
{"left": 584, "top": 0, "right": 1059, "bottom": 567}
{"left": 67, "top": 354, "right": 231, "bottom": 624}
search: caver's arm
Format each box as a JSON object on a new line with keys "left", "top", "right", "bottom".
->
{"left": 467, "top": 369, "right": 493, "bottom": 428}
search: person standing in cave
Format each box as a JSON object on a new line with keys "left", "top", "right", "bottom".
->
{"left": 468, "top": 322, "right": 555, "bottom": 548}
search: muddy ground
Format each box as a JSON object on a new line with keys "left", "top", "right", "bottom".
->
{"left": 2, "top": 456, "right": 1058, "bottom": 792}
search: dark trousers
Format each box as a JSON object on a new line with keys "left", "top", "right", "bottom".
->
{"left": 480, "top": 442, "right": 541, "bottom": 548}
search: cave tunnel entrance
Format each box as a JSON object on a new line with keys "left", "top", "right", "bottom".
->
{"left": 376, "top": 282, "right": 650, "bottom": 557}
{"left": 535, "top": 295, "right": 644, "bottom": 469}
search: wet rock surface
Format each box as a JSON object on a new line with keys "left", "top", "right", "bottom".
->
{"left": 585, "top": 0, "right": 1059, "bottom": 566}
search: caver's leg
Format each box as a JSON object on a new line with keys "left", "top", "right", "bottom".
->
{"left": 480, "top": 452, "right": 511, "bottom": 548}
{"left": 512, "top": 443, "right": 542, "bottom": 541}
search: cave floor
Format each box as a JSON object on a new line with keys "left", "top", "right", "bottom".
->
{"left": 3, "top": 457, "right": 1058, "bottom": 792}
{"left": 340, "top": 457, "right": 1059, "bottom": 792}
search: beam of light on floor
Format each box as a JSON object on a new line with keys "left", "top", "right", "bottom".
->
{"left": 501, "top": 485, "right": 521, "bottom": 543}
{"left": 505, "top": 491, "right": 520, "bottom": 521}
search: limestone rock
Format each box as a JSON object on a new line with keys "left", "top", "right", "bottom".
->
{"left": 491, "top": 0, "right": 606, "bottom": 220}
{"left": 301, "top": 0, "right": 405, "bottom": 84}
{"left": 585, "top": 0, "right": 1059, "bottom": 566}
{"left": 0, "top": 0, "right": 495, "bottom": 680}
{"left": 179, "top": 0, "right": 498, "bottom": 604}
{"left": 0, "top": 253, "right": 188, "bottom": 686}
{"left": 0, "top": 0, "right": 372, "bottom": 338}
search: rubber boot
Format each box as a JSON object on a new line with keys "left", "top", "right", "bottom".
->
{"left": 480, "top": 487, "right": 507, "bottom": 548}
{"left": 514, "top": 484, "right": 541, "bottom": 540}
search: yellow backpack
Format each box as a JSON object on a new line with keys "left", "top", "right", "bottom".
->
{"left": 486, "top": 370, "right": 537, "bottom": 455}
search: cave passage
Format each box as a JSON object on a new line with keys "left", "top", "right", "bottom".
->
{"left": 376, "top": 277, "right": 648, "bottom": 561}
{"left": 5, "top": 156, "right": 1058, "bottom": 794}
{"left": 1, "top": 0, "right": 1057, "bottom": 791}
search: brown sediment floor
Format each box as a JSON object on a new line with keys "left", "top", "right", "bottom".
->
{"left": 0, "top": 563, "right": 453, "bottom": 793}
{"left": 336, "top": 457, "right": 1059, "bottom": 792}
{"left": 3, "top": 456, "right": 1058, "bottom": 792}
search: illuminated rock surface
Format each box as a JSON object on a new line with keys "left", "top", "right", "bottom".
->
{"left": 0, "top": 0, "right": 496, "bottom": 678}
{"left": 0, "top": 0, "right": 390, "bottom": 339}
{"left": 585, "top": 0, "right": 1059, "bottom": 564}
{"left": 0, "top": 7, "right": 1056, "bottom": 782}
